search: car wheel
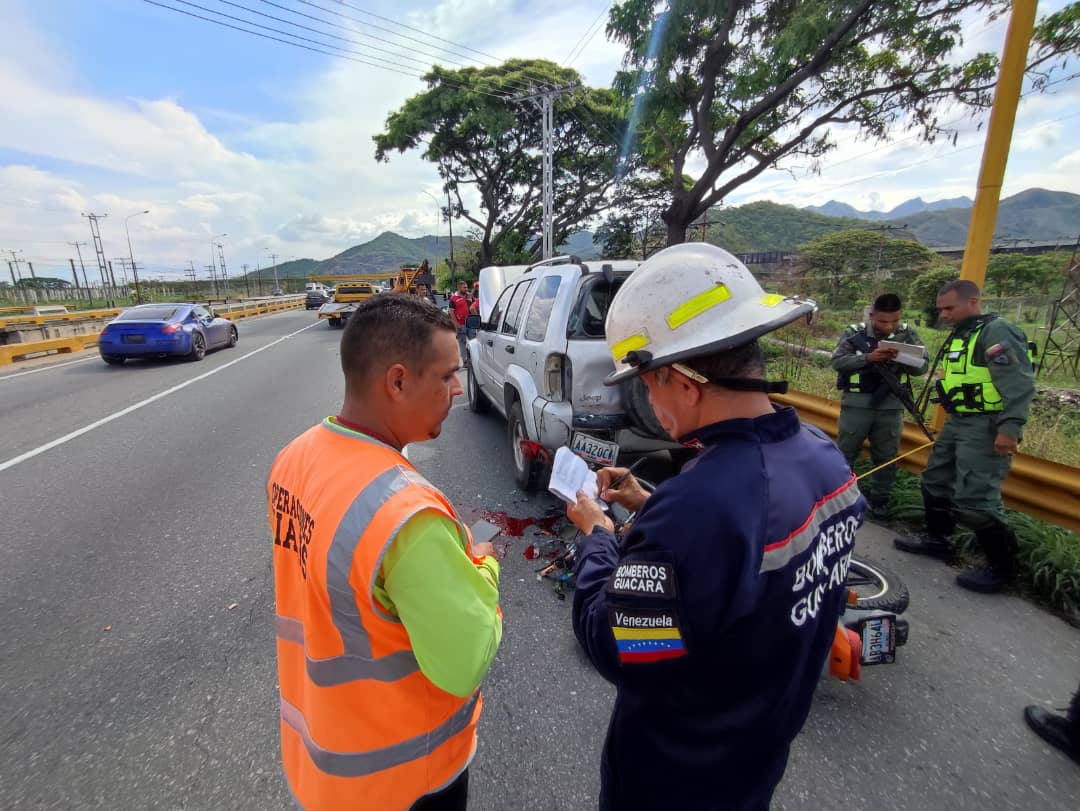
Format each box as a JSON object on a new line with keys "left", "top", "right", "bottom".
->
{"left": 102, "top": 354, "right": 125, "bottom": 366}
{"left": 467, "top": 365, "right": 490, "bottom": 413}
{"left": 189, "top": 332, "right": 206, "bottom": 361}
{"left": 228, "top": 325, "right": 239, "bottom": 347}
{"left": 508, "top": 400, "right": 544, "bottom": 492}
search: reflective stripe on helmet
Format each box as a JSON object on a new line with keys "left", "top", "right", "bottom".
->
{"left": 666, "top": 283, "right": 732, "bottom": 330}
{"left": 611, "top": 332, "right": 650, "bottom": 363}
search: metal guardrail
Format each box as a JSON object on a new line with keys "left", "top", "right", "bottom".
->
{"left": 0, "top": 308, "right": 123, "bottom": 330}
{"left": 772, "top": 390, "right": 1080, "bottom": 534}
{"left": 0, "top": 298, "right": 306, "bottom": 365}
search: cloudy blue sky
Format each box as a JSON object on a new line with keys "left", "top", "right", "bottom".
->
{"left": 2, "top": 0, "right": 1077, "bottom": 280}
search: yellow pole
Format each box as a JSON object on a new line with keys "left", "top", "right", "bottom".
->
{"left": 958, "top": 0, "right": 1037, "bottom": 290}
{"left": 931, "top": 0, "right": 1037, "bottom": 430}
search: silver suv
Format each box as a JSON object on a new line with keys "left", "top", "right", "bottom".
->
{"left": 465, "top": 256, "right": 674, "bottom": 491}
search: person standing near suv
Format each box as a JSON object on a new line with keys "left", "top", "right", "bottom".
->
{"left": 564, "top": 243, "right": 866, "bottom": 811}
{"left": 449, "top": 280, "right": 471, "bottom": 365}
{"left": 268, "top": 294, "right": 502, "bottom": 810}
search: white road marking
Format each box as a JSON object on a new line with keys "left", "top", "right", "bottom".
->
{"left": 0, "top": 322, "right": 320, "bottom": 475}
{"left": 0, "top": 356, "right": 96, "bottom": 381}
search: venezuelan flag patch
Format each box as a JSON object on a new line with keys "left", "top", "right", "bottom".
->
{"left": 610, "top": 608, "right": 686, "bottom": 664}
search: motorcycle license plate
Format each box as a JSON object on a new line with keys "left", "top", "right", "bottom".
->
{"left": 569, "top": 432, "right": 619, "bottom": 466}
{"left": 858, "top": 615, "right": 896, "bottom": 665}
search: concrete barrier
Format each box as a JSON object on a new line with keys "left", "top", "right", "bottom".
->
{"left": 0, "top": 335, "right": 100, "bottom": 365}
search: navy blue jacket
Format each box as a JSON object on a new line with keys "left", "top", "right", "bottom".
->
{"left": 573, "top": 407, "right": 865, "bottom": 810}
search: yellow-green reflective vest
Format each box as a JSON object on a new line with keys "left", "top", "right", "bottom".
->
{"left": 939, "top": 318, "right": 1031, "bottom": 414}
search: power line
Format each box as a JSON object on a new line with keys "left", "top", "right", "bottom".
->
{"left": 281, "top": 0, "right": 564, "bottom": 95}
{"left": 175, "top": 0, "right": 506, "bottom": 87}
{"left": 564, "top": 2, "right": 612, "bottom": 67}
{"left": 142, "top": 0, "right": 512, "bottom": 97}
{"left": 214, "top": 0, "right": 464, "bottom": 75}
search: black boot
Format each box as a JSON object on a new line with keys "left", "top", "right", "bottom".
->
{"left": 894, "top": 487, "right": 955, "bottom": 561}
{"left": 956, "top": 520, "right": 1018, "bottom": 594}
{"left": 1024, "top": 704, "right": 1080, "bottom": 766}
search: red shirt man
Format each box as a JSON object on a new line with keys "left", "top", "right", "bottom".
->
{"left": 449, "top": 280, "right": 471, "bottom": 328}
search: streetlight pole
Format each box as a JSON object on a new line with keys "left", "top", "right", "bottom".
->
{"left": 125, "top": 210, "right": 149, "bottom": 304}
{"left": 421, "top": 190, "right": 441, "bottom": 276}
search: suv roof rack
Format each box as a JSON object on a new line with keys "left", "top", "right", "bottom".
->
{"left": 525, "top": 255, "right": 582, "bottom": 273}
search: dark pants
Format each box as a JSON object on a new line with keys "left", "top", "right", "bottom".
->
{"left": 410, "top": 769, "right": 468, "bottom": 811}
{"left": 836, "top": 406, "right": 902, "bottom": 507}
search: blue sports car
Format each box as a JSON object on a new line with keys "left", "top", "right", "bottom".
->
{"left": 98, "top": 303, "right": 238, "bottom": 365}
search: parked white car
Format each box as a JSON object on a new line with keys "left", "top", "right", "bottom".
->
{"left": 465, "top": 256, "right": 675, "bottom": 491}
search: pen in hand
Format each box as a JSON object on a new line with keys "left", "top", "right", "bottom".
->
{"left": 600, "top": 457, "right": 646, "bottom": 498}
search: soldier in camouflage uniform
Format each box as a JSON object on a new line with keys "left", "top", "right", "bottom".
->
{"left": 895, "top": 279, "right": 1035, "bottom": 593}
{"left": 831, "top": 294, "right": 928, "bottom": 518}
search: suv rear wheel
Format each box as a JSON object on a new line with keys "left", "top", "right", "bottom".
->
{"left": 508, "top": 400, "right": 544, "bottom": 492}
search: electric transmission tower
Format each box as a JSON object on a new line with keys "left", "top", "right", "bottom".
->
{"left": 81, "top": 213, "right": 113, "bottom": 289}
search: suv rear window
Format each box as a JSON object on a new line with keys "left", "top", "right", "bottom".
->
{"left": 567, "top": 277, "right": 626, "bottom": 338}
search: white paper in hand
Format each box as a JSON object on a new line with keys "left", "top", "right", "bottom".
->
{"left": 878, "top": 340, "right": 927, "bottom": 369}
{"left": 548, "top": 446, "right": 599, "bottom": 504}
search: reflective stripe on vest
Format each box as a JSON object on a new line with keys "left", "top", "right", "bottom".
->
{"left": 279, "top": 692, "right": 480, "bottom": 778}
{"left": 941, "top": 322, "right": 1002, "bottom": 413}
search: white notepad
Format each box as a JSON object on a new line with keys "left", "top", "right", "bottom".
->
{"left": 878, "top": 340, "right": 927, "bottom": 369}
{"left": 548, "top": 446, "right": 600, "bottom": 504}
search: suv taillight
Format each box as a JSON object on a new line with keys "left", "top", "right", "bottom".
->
{"left": 544, "top": 353, "right": 572, "bottom": 401}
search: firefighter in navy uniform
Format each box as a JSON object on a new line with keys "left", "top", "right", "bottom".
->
{"left": 895, "top": 279, "right": 1035, "bottom": 593}
{"left": 564, "top": 244, "right": 868, "bottom": 811}
{"left": 831, "top": 293, "right": 928, "bottom": 517}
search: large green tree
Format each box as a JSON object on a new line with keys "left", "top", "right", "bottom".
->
{"left": 606, "top": 1, "right": 1080, "bottom": 246}
{"left": 798, "top": 228, "right": 939, "bottom": 306}
{"left": 374, "top": 59, "right": 630, "bottom": 267}
{"left": 984, "top": 251, "right": 1073, "bottom": 297}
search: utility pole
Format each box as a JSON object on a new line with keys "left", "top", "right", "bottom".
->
{"left": 241, "top": 263, "right": 250, "bottom": 297}
{"left": 6, "top": 249, "right": 25, "bottom": 282}
{"left": 26, "top": 261, "right": 36, "bottom": 280}
{"left": 270, "top": 253, "right": 280, "bottom": 290}
{"left": 207, "top": 265, "right": 218, "bottom": 298}
{"left": 254, "top": 260, "right": 262, "bottom": 296}
{"left": 69, "top": 259, "right": 82, "bottom": 301}
{"left": 114, "top": 257, "right": 131, "bottom": 286}
{"left": 510, "top": 83, "right": 579, "bottom": 259}
{"left": 107, "top": 261, "right": 116, "bottom": 305}
{"left": 445, "top": 190, "right": 455, "bottom": 290}
{"left": 81, "top": 212, "right": 113, "bottom": 289}
{"left": 68, "top": 241, "right": 91, "bottom": 304}
{"left": 7, "top": 260, "right": 23, "bottom": 304}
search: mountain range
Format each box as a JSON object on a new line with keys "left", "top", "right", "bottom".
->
{"left": 249, "top": 188, "right": 1079, "bottom": 279}
{"left": 804, "top": 196, "right": 973, "bottom": 220}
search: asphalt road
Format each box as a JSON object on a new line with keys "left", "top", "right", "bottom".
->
{"left": 1, "top": 309, "right": 1077, "bottom": 810}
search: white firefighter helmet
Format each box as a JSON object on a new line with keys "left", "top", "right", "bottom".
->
{"left": 604, "top": 242, "right": 816, "bottom": 386}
